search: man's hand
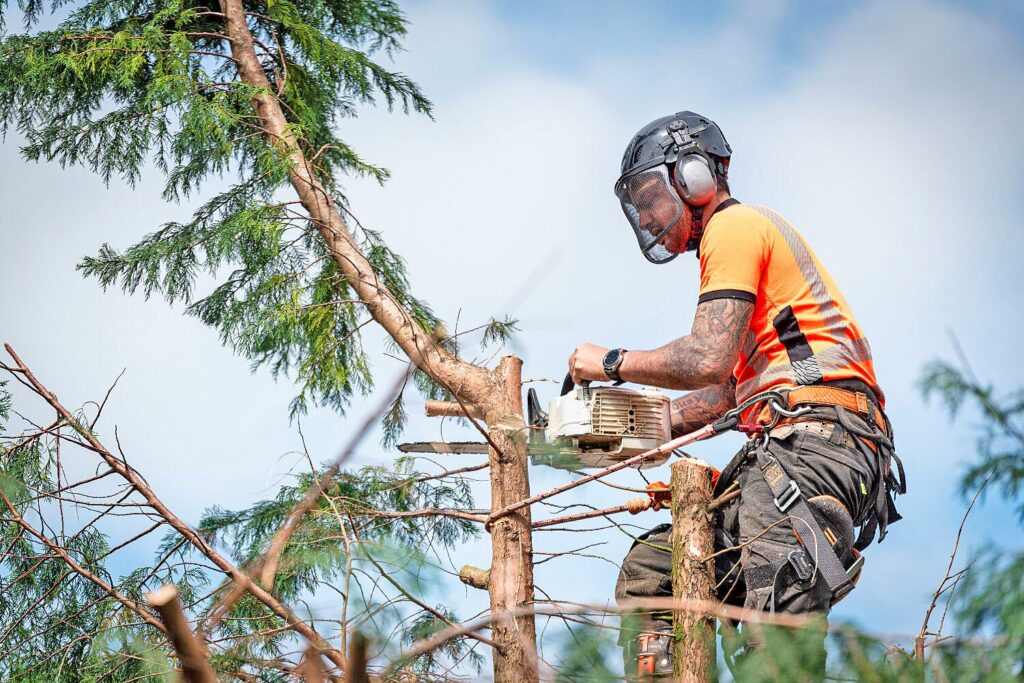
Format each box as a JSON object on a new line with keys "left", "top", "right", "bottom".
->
{"left": 568, "top": 343, "right": 610, "bottom": 385}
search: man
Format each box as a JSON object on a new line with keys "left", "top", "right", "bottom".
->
{"left": 568, "top": 112, "right": 904, "bottom": 679}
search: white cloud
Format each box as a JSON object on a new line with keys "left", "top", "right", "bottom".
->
{"left": 1, "top": 0, "right": 1022, "bottom": 653}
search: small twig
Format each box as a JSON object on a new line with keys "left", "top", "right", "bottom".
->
{"left": 202, "top": 368, "right": 413, "bottom": 633}
{"left": 916, "top": 471, "right": 994, "bottom": 659}
{"left": 532, "top": 503, "right": 634, "bottom": 529}
{"left": 708, "top": 488, "right": 741, "bottom": 511}
{"left": 487, "top": 425, "right": 717, "bottom": 524}
{"left": 388, "top": 595, "right": 821, "bottom": 671}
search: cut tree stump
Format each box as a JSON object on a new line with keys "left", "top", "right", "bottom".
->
{"left": 671, "top": 458, "right": 718, "bottom": 682}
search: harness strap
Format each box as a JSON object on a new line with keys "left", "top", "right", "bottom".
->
{"left": 755, "top": 385, "right": 888, "bottom": 435}
{"left": 754, "top": 442, "right": 855, "bottom": 601}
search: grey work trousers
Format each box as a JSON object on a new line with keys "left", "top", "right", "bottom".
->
{"left": 615, "top": 419, "right": 882, "bottom": 676}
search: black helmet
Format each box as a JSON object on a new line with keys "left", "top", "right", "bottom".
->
{"left": 619, "top": 111, "right": 731, "bottom": 179}
{"left": 614, "top": 112, "right": 732, "bottom": 263}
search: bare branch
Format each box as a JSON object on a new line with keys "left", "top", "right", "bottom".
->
{"left": 147, "top": 585, "right": 217, "bottom": 683}
{"left": 916, "top": 471, "right": 994, "bottom": 659}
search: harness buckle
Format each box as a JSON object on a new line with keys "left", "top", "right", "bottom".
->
{"left": 787, "top": 549, "right": 815, "bottom": 582}
{"left": 774, "top": 480, "right": 801, "bottom": 512}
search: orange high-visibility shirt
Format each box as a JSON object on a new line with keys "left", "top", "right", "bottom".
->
{"left": 698, "top": 202, "right": 884, "bottom": 410}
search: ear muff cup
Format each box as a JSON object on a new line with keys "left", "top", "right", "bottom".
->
{"left": 672, "top": 154, "right": 717, "bottom": 206}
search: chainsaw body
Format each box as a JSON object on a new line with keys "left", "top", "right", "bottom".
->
{"left": 528, "top": 378, "right": 672, "bottom": 470}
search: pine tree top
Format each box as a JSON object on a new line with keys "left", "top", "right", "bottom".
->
{"left": 0, "top": 0, "right": 504, "bottom": 427}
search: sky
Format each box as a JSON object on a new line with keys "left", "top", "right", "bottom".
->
{"left": 2, "top": 0, "right": 1024, "bottom": 670}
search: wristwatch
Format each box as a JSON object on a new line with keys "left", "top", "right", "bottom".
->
{"left": 603, "top": 348, "right": 627, "bottom": 382}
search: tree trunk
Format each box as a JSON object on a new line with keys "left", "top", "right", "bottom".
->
{"left": 671, "top": 459, "right": 717, "bottom": 682}
{"left": 484, "top": 356, "right": 538, "bottom": 683}
{"left": 217, "top": 3, "right": 540, "bottom": 681}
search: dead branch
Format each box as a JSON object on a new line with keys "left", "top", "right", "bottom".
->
{"left": 258, "top": 368, "right": 412, "bottom": 589}
{"left": 916, "top": 471, "right": 994, "bottom": 659}
{"left": 147, "top": 585, "right": 217, "bottom": 683}
{"left": 390, "top": 595, "right": 822, "bottom": 671}
{"left": 200, "top": 368, "right": 412, "bottom": 635}
{"left": 487, "top": 424, "right": 717, "bottom": 524}
{"left": 0, "top": 488, "right": 167, "bottom": 636}
{"left": 0, "top": 344, "right": 347, "bottom": 672}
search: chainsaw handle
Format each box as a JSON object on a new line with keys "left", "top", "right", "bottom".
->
{"left": 560, "top": 373, "right": 622, "bottom": 396}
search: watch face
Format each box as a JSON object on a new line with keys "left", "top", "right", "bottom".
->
{"left": 604, "top": 349, "right": 622, "bottom": 368}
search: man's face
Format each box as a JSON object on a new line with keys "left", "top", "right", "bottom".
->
{"left": 634, "top": 173, "right": 691, "bottom": 254}
{"left": 617, "top": 164, "right": 692, "bottom": 263}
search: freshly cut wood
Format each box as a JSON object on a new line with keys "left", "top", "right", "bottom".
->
{"left": 670, "top": 458, "right": 717, "bottom": 683}
{"left": 459, "top": 564, "right": 491, "bottom": 590}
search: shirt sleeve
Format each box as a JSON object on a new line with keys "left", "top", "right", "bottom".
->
{"left": 698, "top": 211, "right": 767, "bottom": 304}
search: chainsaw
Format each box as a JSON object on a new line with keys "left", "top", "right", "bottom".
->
{"left": 398, "top": 374, "right": 673, "bottom": 471}
{"left": 525, "top": 374, "right": 672, "bottom": 470}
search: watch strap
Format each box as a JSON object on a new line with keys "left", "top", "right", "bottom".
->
{"left": 604, "top": 348, "right": 627, "bottom": 382}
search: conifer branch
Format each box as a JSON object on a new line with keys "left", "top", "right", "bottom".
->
{"left": 0, "top": 488, "right": 168, "bottom": 636}
{"left": 202, "top": 367, "right": 413, "bottom": 632}
{"left": 0, "top": 344, "right": 348, "bottom": 673}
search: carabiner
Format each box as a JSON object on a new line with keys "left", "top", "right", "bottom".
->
{"left": 767, "top": 399, "right": 814, "bottom": 419}
{"left": 758, "top": 399, "right": 814, "bottom": 448}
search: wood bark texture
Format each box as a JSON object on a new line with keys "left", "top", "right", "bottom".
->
{"left": 345, "top": 634, "right": 370, "bottom": 683}
{"left": 424, "top": 400, "right": 485, "bottom": 419}
{"left": 483, "top": 356, "right": 537, "bottom": 681}
{"left": 217, "top": 4, "right": 539, "bottom": 680}
{"left": 671, "top": 459, "right": 717, "bottom": 682}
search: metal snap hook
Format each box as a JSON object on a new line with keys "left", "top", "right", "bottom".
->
{"left": 768, "top": 399, "right": 814, "bottom": 419}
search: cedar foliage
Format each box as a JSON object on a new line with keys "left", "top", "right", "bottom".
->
{"left": 0, "top": 386, "right": 487, "bottom": 680}
{"left": 0, "top": 0, "right": 513, "bottom": 430}
{"left": 0, "top": 1, "right": 514, "bottom": 679}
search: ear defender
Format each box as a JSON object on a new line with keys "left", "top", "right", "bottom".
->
{"left": 672, "top": 153, "right": 717, "bottom": 206}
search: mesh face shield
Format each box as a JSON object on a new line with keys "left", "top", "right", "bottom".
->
{"left": 614, "top": 164, "right": 684, "bottom": 264}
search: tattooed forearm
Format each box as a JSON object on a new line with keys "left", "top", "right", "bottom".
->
{"left": 618, "top": 298, "right": 754, "bottom": 390}
{"left": 670, "top": 379, "right": 737, "bottom": 437}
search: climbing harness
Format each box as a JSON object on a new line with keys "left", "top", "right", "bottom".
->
{"left": 717, "top": 384, "right": 906, "bottom": 603}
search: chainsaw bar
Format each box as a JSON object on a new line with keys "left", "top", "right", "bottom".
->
{"left": 397, "top": 441, "right": 490, "bottom": 454}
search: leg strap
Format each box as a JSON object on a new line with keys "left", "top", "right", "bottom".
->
{"left": 754, "top": 441, "right": 855, "bottom": 601}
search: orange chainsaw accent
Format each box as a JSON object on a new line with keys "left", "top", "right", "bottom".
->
{"left": 637, "top": 635, "right": 657, "bottom": 676}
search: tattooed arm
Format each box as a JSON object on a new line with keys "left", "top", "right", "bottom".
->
{"left": 669, "top": 378, "right": 737, "bottom": 437}
{"left": 614, "top": 298, "right": 753, "bottom": 389}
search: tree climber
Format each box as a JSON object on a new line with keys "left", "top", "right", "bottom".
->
{"left": 567, "top": 112, "right": 905, "bottom": 680}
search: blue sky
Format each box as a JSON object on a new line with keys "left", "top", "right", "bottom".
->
{"left": 2, "top": 0, "right": 1024, "bottom": 672}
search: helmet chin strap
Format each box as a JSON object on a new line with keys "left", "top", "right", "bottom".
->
{"left": 685, "top": 204, "right": 705, "bottom": 256}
